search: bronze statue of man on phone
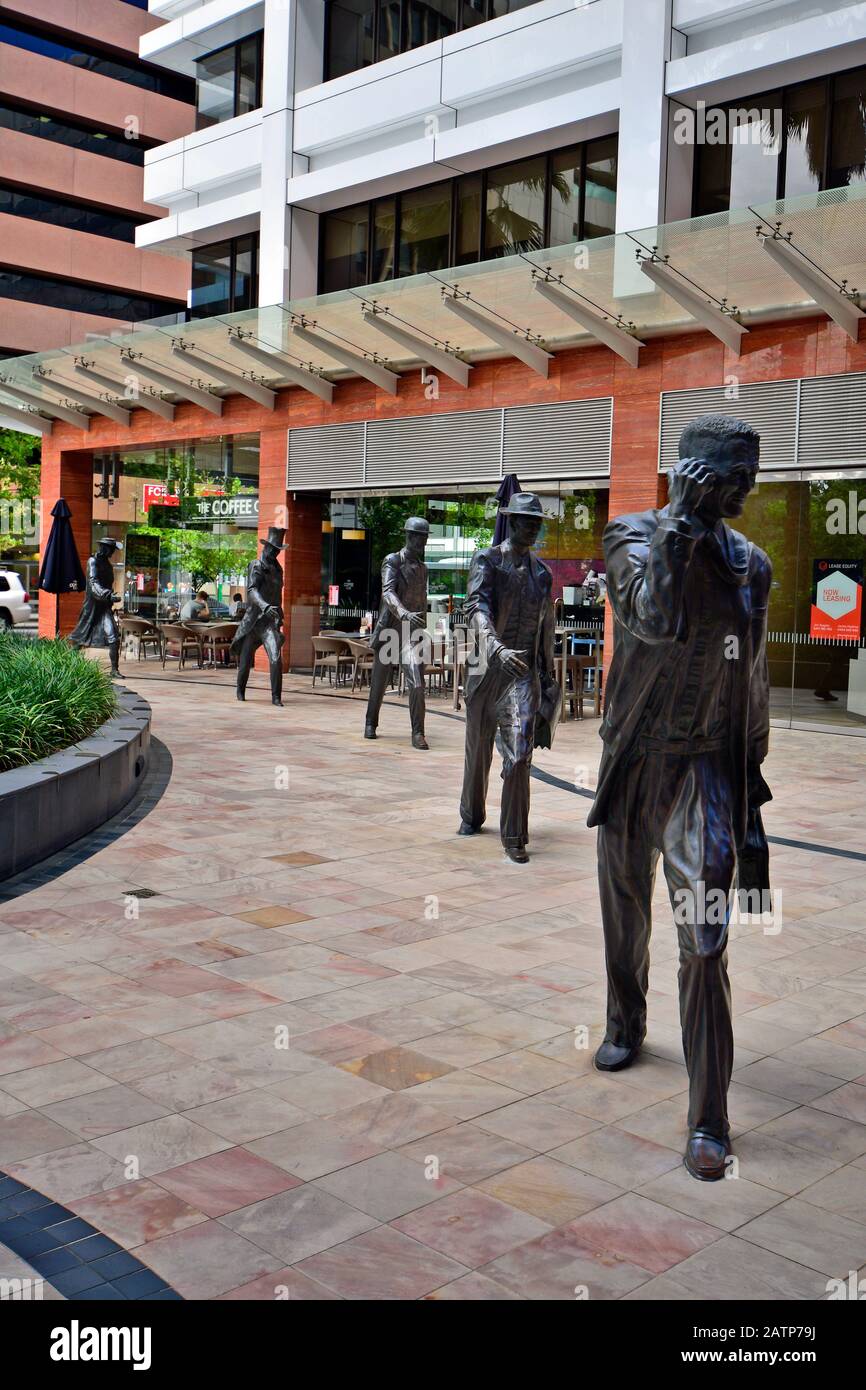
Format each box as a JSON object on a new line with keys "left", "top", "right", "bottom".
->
{"left": 588, "top": 414, "right": 773, "bottom": 1182}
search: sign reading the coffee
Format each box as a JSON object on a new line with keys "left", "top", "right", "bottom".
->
{"left": 193, "top": 493, "right": 259, "bottom": 526}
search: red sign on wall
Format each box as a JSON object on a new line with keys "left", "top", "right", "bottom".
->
{"left": 143, "top": 484, "right": 179, "bottom": 510}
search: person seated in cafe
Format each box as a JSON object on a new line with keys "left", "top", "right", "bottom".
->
{"left": 180, "top": 589, "right": 211, "bottom": 622}
{"left": 228, "top": 592, "right": 246, "bottom": 618}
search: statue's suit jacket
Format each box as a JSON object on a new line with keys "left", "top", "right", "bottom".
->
{"left": 463, "top": 542, "right": 561, "bottom": 737}
{"left": 587, "top": 506, "right": 772, "bottom": 848}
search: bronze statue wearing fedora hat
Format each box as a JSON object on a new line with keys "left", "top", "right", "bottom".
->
{"left": 458, "top": 492, "right": 561, "bottom": 862}
{"left": 232, "top": 525, "right": 287, "bottom": 706}
{"left": 365, "top": 515, "right": 430, "bottom": 749}
{"left": 69, "top": 536, "right": 124, "bottom": 677}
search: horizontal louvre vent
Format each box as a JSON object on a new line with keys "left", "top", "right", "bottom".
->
{"left": 799, "top": 372, "right": 866, "bottom": 464}
{"left": 287, "top": 422, "right": 365, "bottom": 490}
{"left": 366, "top": 410, "right": 501, "bottom": 486}
{"left": 658, "top": 381, "right": 798, "bottom": 470}
{"left": 504, "top": 398, "right": 612, "bottom": 477}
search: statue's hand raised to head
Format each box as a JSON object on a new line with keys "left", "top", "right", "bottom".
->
{"left": 668, "top": 457, "right": 715, "bottom": 522}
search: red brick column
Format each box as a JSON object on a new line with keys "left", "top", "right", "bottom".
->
{"left": 38, "top": 443, "right": 93, "bottom": 638}
{"left": 602, "top": 349, "right": 668, "bottom": 675}
{"left": 256, "top": 425, "right": 322, "bottom": 671}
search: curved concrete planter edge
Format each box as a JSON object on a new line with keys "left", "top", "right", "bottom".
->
{"left": 0, "top": 687, "right": 151, "bottom": 882}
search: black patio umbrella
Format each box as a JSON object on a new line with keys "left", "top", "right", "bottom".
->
{"left": 492, "top": 473, "right": 522, "bottom": 546}
{"left": 38, "top": 498, "right": 86, "bottom": 631}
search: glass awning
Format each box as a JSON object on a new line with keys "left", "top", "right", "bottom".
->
{"left": 3, "top": 185, "right": 866, "bottom": 435}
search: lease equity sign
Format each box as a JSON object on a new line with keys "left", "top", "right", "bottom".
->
{"left": 810, "top": 559, "right": 863, "bottom": 641}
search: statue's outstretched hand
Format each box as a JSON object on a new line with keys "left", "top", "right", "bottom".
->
{"left": 668, "top": 457, "right": 715, "bottom": 522}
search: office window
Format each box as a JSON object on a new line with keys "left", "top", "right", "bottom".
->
{"left": 196, "top": 34, "right": 263, "bottom": 129}
{"left": 455, "top": 173, "right": 483, "bottom": 266}
{"left": 371, "top": 198, "right": 397, "bottom": 282}
{"left": 321, "top": 204, "right": 369, "bottom": 293}
{"left": 784, "top": 81, "right": 826, "bottom": 199}
{"left": 0, "top": 19, "right": 193, "bottom": 100}
{"left": 694, "top": 67, "right": 866, "bottom": 214}
{"left": 324, "top": 0, "right": 544, "bottom": 79}
{"left": 189, "top": 234, "right": 259, "bottom": 318}
{"left": 0, "top": 270, "right": 184, "bottom": 323}
{"left": 399, "top": 185, "right": 451, "bottom": 275}
{"left": 405, "top": 0, "right": 458, "bottom": 53}
{"left": 829, "top": 69, "right": 866, "bottom": 188}
{"left": 319, "top": 137, "right": 618, "bottom": 290}
{"left": 0, "top": 104, "right": 154, "bottom": 165}
{"left": 0, "top": 185, "right": 145, "bottom": 242}
{"left": 485, "top": 155, "right": 546, "bottom": 258}
{"left": 583, "top": 135, "right": 618, "bottom": 239}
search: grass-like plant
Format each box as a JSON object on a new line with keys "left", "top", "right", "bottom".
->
{"left": 0, "top": 632, "right": 117, "bottom": 772}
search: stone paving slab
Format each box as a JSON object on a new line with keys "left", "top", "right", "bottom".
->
{"left": 1, "top": 670, "right": 865, "bottom": 1299}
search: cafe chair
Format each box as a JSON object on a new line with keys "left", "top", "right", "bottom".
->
{"left": 200, "top": 621, "right": 237, "bottom": 669}
{"left": 160, "top": 623, "right": 203, "bottom": 671}
{"left": 120, "top": 616, "right": 162, "bottom": 662}
{"left": 344, "top": 637, "right": 374, "bottom": 693}
{"left": 311, "top": 635, "right": 351, "bottom": 687}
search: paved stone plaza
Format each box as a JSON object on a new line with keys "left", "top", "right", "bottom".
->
{"left": 1, "top": 671, "right": 866, "bottom": 1300}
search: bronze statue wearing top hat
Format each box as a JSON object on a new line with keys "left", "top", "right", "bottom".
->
{"left": 365, "top": 516, "right": 431, "bottom": 750}
{"left": 232, "top": 525, "right": 287, "bottom": 706}
{"left": 588, "top": 414, "right": 772, "bottom": 1182}
{"left": 69, "top": 536, "right": 123, "bottom": 677}
{"left": 458, "top": 492, "right": 561, "bottom": 863}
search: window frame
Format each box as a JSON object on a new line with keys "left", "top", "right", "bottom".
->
{"left": 691, "top": 64, "right": 866, "bottom": 216}
{"left": 188, "top": 232, "right": 260, "bottom": 320}
{"left": 195, "top": 32, "right": 264, "bottom": 130}
{"left": 323, "top": 0, "right": 538, "bottom": 81}
{"left": 318, "top": 137, "right": 614, "bottom": 291}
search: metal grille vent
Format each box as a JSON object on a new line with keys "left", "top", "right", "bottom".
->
{"left": 504, "top": 398, "right": 612, "bottom": 477}
{"left": 658, "top": 380, "right": 799, "bottom": 470}
{"left": 287, "top": 422, "right": 365, "bottom": 490}
{"left": 365, "top": 410, "right": 502, "bottom": 486}
{"left": 799, "top": 372, "right": 866, "bottom": 464}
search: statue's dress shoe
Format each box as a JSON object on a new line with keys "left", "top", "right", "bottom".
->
{"left": 411, "top": 733, "right": 429, "bottom": 750}
{"left": 457, "top": 822, "right": 479, "bottom": 835}
{"left": 504, "top": 843, "right": 529, "bottom": 864}
{"left": 272, "top": 697, "right": 283, "bottom": 707}
{"left": 237, "top": 692, "right": 246, "bottom": 702}
{"left": 684, "top": 1131, "right": 731, "bottom": 1182}
{"left": 364, "top": 724, "right": 377, "bottom": 739}
{"left": 593, "top": 1039, "right": 641, "bottom": 1072}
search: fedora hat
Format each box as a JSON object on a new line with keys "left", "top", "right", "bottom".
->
{"left": 260, "top": 526, "right": 288, "bottom": 550}
{"left": 498, "top": 492, "right": 544, "bottom": 519}
{"left": 98, "top": 536, "right": 123, "bottom": 550}
{"left": 404, "top": 516, "right": 430, "bottom": 535}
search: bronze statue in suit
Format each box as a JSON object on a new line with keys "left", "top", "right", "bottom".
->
{"left": 458, "top": 492, "right": 561, "bottom": 864}
{"left": 588, "top": 413, "right": 772, "bottom": 1182}
{"left": 232, "top": 526, "right": 286, "bottom": 706}
{"left": 69, "top": 537, "right": 123, "bottom": 677}
{"left": 365, "top": 516, "right": 430, "bottom": 750}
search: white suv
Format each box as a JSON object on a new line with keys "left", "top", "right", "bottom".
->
{"left": 0, "top": 571, "right": 33, "bottom": 628}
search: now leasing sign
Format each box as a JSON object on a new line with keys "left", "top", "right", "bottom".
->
{"left": 193, "top": 493, "right": 259, "bottom": 526}
{"left": 810, "top": 559, "right": 863, "bottom": 641}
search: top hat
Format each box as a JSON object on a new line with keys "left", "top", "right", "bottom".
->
{"left": 498, "top": 492, "right": 544, "bottom": 519}
{"left": 260, "top": 526, "right": 288, "bottom": 550}
{"left": 97, "top": 537, "right": 123, "bottom": 550}
{"left": 404, "top": 516, "right": 430, "bottom": 535}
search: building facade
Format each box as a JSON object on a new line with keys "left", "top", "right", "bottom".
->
{"left": 8, "top": 0, "right": 866, "bottom": 731}
{"left": 0, "top": 0, "right": 194, "bottom": 360}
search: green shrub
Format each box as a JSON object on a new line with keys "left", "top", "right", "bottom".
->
{"left": 0, "top": 633, "right": 117, "bottom": 772}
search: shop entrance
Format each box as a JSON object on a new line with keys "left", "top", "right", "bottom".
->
{"left": 91, "top": 433, "right": 261, "bottom": 624}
